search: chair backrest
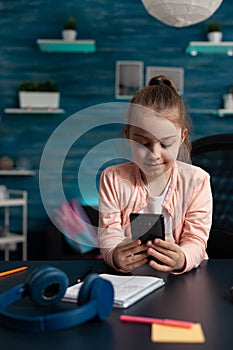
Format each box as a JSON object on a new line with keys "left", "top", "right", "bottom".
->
{"left": 191, "top": 134, "right": 233, "bottom": 258}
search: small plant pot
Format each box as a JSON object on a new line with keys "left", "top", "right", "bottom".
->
{"left": 19, "top": 92, "right": 60, "bottom": 109}
{"left": 207, "top": 31, "right": 222, "bottom": 43}
{"left": 0, "top": 156, "right": 14, "bottom": 170}
{"left": 223, "top": 94, "right": 233, "bottom": 110}
{"left": 62, "top": 29, "right": 77, "bottom": 41}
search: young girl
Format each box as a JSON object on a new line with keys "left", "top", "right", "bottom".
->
{"left": 98, "top": 75, "right": 212, "bottom": 274}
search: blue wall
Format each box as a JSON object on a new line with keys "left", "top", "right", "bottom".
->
{"left": 0, "top": 0, "right": 233, "bottom": 247}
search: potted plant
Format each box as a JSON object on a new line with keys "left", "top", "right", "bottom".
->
{"left": 62, "top": 16, "right": 77, "bottom": 41}
{"left": 19, "top": 80, "right": 60, "bottom": 109}
{"left": 205, "top": 21, "right": 222, "bottom": 43}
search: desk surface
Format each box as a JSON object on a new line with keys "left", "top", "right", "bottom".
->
{"left": 0, "top": 259, "right": 232, "bottom": 350}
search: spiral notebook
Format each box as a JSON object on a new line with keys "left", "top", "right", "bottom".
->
{"left": 63, "top": 274, "right": 165, "bottom": 308}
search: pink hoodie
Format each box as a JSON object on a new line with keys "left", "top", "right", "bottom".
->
{"left": 98, "top": 161, "right": 213, "bottom": 274}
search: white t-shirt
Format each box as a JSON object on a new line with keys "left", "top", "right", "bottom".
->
{"left": 140, "top": 178, "right": 174, "bottom": 240}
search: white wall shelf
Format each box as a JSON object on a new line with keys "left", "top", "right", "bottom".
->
{"left": 0, "top": 190, "right": 27, "bottom": 260}
{"left": 37, "top": 39, "right": 96, "bottom": 53}
{"left": 214, "top": 109, "right": 233, "bottom": 117}
{"left": 0, "top": 170, "right": 35, "bottom": 176}
{"left": 189, "top": 108, "right": 216, "bottom": 114}
{"left": 189, "top": 108, "right": 233, "bottom": 117}
{"left": 4, "top": 108, "right": 65, "bottom": 114}
{"left": 186, "top": 41, "right": 233, "bottom": 56}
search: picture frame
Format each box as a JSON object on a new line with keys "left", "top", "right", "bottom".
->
{"left": 146, "top": 66, "right": 184, "bottom": 95}
{"left": 115, "top": 61, "right": 144, "bottom": 99}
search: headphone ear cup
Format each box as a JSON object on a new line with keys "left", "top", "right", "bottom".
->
{"left": 26, "top": 266, "right": 69, "bottom": 307}
{"left": 78, "top": 273, "right": 99, "bottom": 305}
{"left": 78, "top": 273, "right": 114, "bottom": 320}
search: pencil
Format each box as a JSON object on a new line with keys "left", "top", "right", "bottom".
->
{"left": 120, "top": 315, "right": 194, "bottom": 328}
{"left": 0, "top": 266, "right": 28, "bottom": 278}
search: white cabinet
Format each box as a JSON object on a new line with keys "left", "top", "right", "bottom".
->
{"left": 0, "top": 190, "right": 27, "bottom": 260}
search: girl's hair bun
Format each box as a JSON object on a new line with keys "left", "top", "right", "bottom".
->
{"left": 148, "top": 75, "right": 178, "bottom": 92}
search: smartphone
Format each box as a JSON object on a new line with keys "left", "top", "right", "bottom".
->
{"left": 130, "top": 213, "right": 165, "bottom": 244}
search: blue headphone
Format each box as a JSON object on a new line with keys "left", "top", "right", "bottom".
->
{"left": 0, "top": 266, "right": 114, "bottom": 332}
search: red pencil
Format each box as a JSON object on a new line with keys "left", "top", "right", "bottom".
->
{"left": 120, "top": 315, "right": 194, "bottom": 328}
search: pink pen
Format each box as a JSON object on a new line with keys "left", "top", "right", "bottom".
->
{"left": 120, "top": 315, "right": 194, "bottom": 328}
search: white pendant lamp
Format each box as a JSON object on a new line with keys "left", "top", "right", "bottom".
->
{"left": 141, "top": 0, "right": 223, "bottom": 27}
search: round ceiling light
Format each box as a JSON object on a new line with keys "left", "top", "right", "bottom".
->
{"left": 141, "top": 0, "right": 223, "bottom": 28}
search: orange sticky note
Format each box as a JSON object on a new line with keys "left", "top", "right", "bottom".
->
{"left": 151, "top": 323, "right": 205, "bottom": 343}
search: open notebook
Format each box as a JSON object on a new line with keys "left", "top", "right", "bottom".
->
{"left": 63, "top": 274, "right": 165, "bottom": 308}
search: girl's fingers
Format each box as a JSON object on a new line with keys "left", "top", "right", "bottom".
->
{"left": 123, "top": 253, "right": 148, "bottom": 272}
{"left": 114, "top": 240, "right": 148, "bottom": 271}
{"left": 118, "top": 239, "right": 142, "bottom": 251}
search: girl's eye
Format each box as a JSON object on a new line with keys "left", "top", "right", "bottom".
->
{"left": 161, "top": 143, "right": 172, "bottom": 148}
{"left": 135, "top": 139, "right": 150, "bottom": 147}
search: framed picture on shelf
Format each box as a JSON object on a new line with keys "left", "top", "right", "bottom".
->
{"left": 115, "top": 61, "right": 144, "bottom": 99}
{"left": 146, "top": 66, "right": 184, "bottom": 95}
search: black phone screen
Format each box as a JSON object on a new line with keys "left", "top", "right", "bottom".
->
{"left": 130, "top": 213, "right": 165, "bottom": 244}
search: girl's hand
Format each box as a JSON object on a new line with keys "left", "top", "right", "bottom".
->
{"left": 113, "top": 239, "right": 148, "bottom": 272}
{"left": 147, "top": 237, "right": 186, "bottom": 272}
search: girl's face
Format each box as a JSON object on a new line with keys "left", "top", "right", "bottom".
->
{"left": 125, "top": 112, "right": 187, "bottom": 178}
